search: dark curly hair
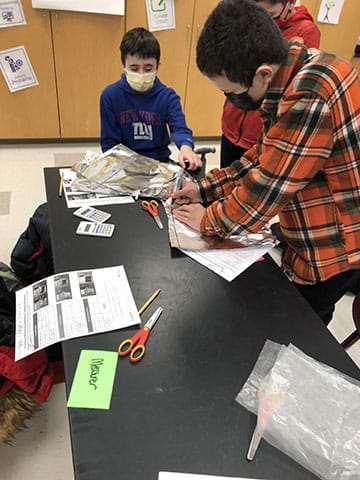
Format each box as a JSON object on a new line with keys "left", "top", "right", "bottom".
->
{"left": 196, "top": 0, "right": 288, "bottom": 87}
{"left": 120, "top": 27, "right": 160, "bottom": 66}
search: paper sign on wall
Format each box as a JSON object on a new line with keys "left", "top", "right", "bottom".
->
{"left": 317, "top": 0, "right": 344, "bottom": 24}
{"left": 146, "top": 0, "right": 176, "bottom": 32}
{"left": 0, "top": 46, "right": 38, "bottom": 92}
{"left": 31, "top": 0, "right": 124, "bottom": 16}
{"left": 0, "top": 0, "right": 26, "bottom": 28}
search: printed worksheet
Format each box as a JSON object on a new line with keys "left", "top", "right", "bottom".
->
{"left": 181, "top": 246, "right": 270, "bottom": 282}
{"left": 60, "top": 168, "right": 135, "bottom": 208}
{"left": 15, "top": 265, "right": 140, "bottom": 361}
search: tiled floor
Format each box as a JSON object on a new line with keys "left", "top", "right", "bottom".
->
{"left": 0, "top": 142, "right": 359, "bottom": 479}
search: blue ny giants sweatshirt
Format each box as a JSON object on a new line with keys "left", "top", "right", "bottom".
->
{"left": 100, "top": 74, "right": 194, "bottom": 160}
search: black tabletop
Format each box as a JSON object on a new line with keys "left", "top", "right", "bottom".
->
{"left": 45, "top": 167, "right": 359, "bottom": 480}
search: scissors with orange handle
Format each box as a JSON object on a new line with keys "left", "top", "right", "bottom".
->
{"left": 118, "top": 307, "right": 163, "bottom": 363}
{"left": 141, "top": 199, "right": 164, "bottom": 230}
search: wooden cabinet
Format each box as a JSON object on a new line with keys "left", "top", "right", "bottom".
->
{"left": 125, "top": 0, "right": 195, "bottom": 104}
{"left": 184, "top": 0, "right": 225, "bottom": 137}
{"left": 1, "top": 0, "right": 359, "bottom": 140}
{"left": 0, "top": 0, "right": 59, "bottom": 139}
{"left": 51, "top": 10, "right": 125, "bottom": 137}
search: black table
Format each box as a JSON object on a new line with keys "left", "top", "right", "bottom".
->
{"left": 45, "top": 167, "right": 359, "bottom": 480}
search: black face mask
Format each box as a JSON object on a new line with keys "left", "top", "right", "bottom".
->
{"left": 224, "top": 91, "right": 263, "bottom": 111}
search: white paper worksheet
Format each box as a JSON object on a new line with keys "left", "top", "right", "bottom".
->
{"left": 181, "top": 245, "right": 272, "bottom": 282}
{"left": 159, "top": 473, "right": 265, "bottom": 480}
{"left": 15, "top": 266, "right": 140, "bottom": 361}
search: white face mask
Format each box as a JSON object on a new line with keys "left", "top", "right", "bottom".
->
{"left": 125, "top": 70, "right": 157, "bottom": 92}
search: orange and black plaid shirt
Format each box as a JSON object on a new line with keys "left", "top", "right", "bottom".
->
{"left": 199, "top": 39, "right": 360, "bottom": 285}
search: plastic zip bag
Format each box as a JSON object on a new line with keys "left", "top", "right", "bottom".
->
{"left": 237, "top": 341, "right": 360, "bottom": 479}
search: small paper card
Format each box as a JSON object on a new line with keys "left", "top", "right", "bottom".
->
{"left": 67, "top": 350, "right": 118, "bottom": 410}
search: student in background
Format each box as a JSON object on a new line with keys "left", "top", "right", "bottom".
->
{"left": 221, "top": 0, "right": 320, "bottom": 168}
{"left": 100, "top": 27, "right": 201, "bottom": 171}
{"left": 172, "top": 0, "right": 360, "bottom": 325}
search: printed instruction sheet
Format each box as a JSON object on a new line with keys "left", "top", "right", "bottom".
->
{"left": 15, "top": 265, "right": 140, "bottom": 361}
{"left": 181, "top": 246, "right": 270, "bottom": 282}
{"left": 60, "top": 168, "right": 135, "bottom": 208}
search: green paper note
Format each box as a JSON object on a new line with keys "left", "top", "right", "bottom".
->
{"left": 67, "top": 350, "right": 118, "bottom": 410}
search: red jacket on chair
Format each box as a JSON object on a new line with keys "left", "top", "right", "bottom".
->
{"left": 222, "top": 6, "right": 321, "bottom": 150}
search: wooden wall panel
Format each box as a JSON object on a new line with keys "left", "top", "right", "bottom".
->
{"left": 52, "top": 10, "right": 125, "bottom": 137}
{"left": 0, "top": 0, "right": 59, "bottom": 139}
{"left": 184, "top": 1, "right": 224, "bottom": 137}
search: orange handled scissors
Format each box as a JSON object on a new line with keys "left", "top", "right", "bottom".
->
{"left": 118, "top": 307, "right": 163, "bottom": 363}
{"left": 141, "top": 199, "right": 164, "bottom": 230}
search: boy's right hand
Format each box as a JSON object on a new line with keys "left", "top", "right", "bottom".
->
{"left": 171, "top": 181, "right": 201, "bottom": 206}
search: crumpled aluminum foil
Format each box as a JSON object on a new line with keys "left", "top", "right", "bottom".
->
{"left": 164, "top": 198, "right": 277, "bottom": 250}
{"left": 70, "top": 144, "right": 181, "bottom": 198}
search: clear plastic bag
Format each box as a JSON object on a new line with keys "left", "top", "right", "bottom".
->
{"left": 237, "top": 342, "right": 360, "bottom": 479}
{"left": 235, "top": 339, "right": 282, "bottom": 414}
{"left": 71, "top": 144, "right": 180, "bottom": 198}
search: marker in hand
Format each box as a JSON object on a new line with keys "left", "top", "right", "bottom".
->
{"left": 171, "top": 167, "right": 184, "bottom": 204}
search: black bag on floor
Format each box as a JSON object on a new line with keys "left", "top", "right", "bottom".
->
{"left": 10, "top": 203, "right": 54, "bottom": 284}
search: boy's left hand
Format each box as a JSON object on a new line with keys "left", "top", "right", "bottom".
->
{"left": 178, "top": 145, "right": 202, "bottom": 171}
{"left": 173, "top": 203, "right": 206, "bottom": 232}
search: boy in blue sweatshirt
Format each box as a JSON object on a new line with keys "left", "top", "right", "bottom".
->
{"left": 100, "top": 27, "right": 202, "bottom": 171}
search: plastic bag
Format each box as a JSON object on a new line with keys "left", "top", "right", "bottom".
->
{"left": 235, "top": 339, "right": 282, "bottom": 414}
{"left": 71, "top": 144, "right": 181, "bottom": 198}
{"left": 237, "top": 342, "right": 360, "bottom": 479}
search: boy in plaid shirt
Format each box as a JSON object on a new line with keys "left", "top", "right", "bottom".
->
{"left": 172, "top": 0, "right": 360, "bottom": 324}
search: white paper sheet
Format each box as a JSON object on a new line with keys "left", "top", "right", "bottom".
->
{"left": 317, "top": 0, "right": 344, "bottom": 24}
{"left": 181, "top": 245, "right": 271, "bottom": 282}
{"left": 60, "top": 168, "right": 134, "bottom": 208}
{"left": 31, "top": 0, "right": 124, "bottom": 15}
{"left": 146, "top": 0, "right": 175, "bottom": 32}
{"left": 0, "top": 46, "right": 38, "bottom": 92}
{"left": 0, "top": 0, "right": 26, "bottom": 28}
{"left": 15, "top": 265, "right": 140, "bottom": 361}
{"left": 159, "top": 473, "right": 264, "bottom": 480}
